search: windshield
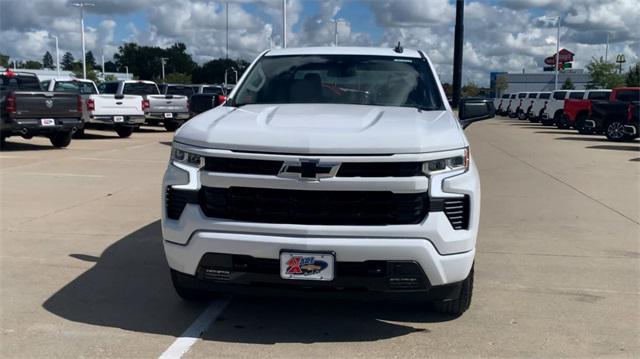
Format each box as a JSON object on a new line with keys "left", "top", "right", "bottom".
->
{"left": 53, "top": 81, "right": 97, "bottom": 94}
{"left": 123, "top": 82, "right": 159, "bottom": 95}
{"left": 233, "top": 54, "right": 444, "bottom": 110}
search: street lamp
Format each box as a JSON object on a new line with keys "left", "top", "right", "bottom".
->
{"left": 160, "top": 57, "right": 168, "bottom": 82}
{"left": 282, "top": 0, "right": 287, "bottom": 48}
{"left": 71, "top": 2, "right": 95, "bottom": 79}
{"left": 330, "top": 19, "right": 345, "bottom": 46}
{"left": 226, "top": 1, "right": 229, "bottom": 59}
{"left": 49, "top": 35, "right": 61, "bottom": 78}
{"left": 541, "top": 15, "right": 561, "bottom": 90}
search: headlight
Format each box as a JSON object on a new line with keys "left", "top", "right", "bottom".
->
{"left": 422, "top": 148, "right": 469, "bottom": 175}
{"left": 171, "top": 146, "right": 204, "bottom": 168}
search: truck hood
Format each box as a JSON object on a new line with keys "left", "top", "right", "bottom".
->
{"left": 175, "top": 104, "right": 467, "bottom": 154}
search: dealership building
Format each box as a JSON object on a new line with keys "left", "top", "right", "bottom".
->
{"left": 490, "top": 70, "right": 591, "bottom": 97}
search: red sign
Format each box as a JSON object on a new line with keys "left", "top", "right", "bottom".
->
{"left": 545, "top": 49, "right": 574, "bottom": 65}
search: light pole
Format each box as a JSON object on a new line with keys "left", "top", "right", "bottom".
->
{"left": 604, "top": 33, "right": 609, "bottom": 63}
{"left": 50, "top": 35, "right": 60, "bottom": 78}
{"left": 282, "top": 0, "right": 287, "bottom": 48}
{"left": 330, "top": 19, "right": 345, "bottom": 46}
{"left": 226, "top": 1, "right": 229, "bottom": 59}
{"left": 71, "top": 2, "right": 95, "bottom": 79}
{"left": 160, "top": 57, "right": 168, "bottom": 82}
{"left": 451, "top": 0, "right": 464, "bottom": 109}
{"left": 124, "top": 66, "right": 129, "bottom": 77}
{"left": 542, "top": 15, "right": 561, "bottom": 90}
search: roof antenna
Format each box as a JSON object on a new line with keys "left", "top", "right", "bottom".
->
{"left": 393, "top": 41, "right": 403, "bottom": 54}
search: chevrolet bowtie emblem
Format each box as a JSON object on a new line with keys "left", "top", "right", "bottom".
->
{"left": 278, "top": 160, "right": 340, "bottom": 180}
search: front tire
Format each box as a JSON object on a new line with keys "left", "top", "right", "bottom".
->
{"left": 432, "top": 267, "right": 474, "bottom": 316}
{"left": 518, "top": 110, "right": 527, "bottom": 121}
{"left": 575, "top": 114, "right": 591, "bottom": 134}
{"left": 115, "top": 126, "right": 133, "bottom": 138}
{"left": 170, "top": 269, "right": 210, "bottom": 301}
{"left": 49, "top": 131, "right": 72, "bottom": 148}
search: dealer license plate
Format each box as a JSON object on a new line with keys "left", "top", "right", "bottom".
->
{"left": 41, "top": 118, "right": 55, "bottom": 126}
{"left": 164, "top": 113, "right": 173, "bottom": 118}
{"left": 113, "top": 116, "right": 124, "bottom": 122}
{"left": 280, "top": 252, "right": 335, "bottom": 281}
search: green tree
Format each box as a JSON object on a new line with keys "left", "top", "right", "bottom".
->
{"left": 104, "top": 60, "right": 117, "bottom": 72}
{"left": 586, "top": 57, "right": 624, "bottom": 89}
{"left": 61, "top": 52, "right": 75, "bottom": 71}
{"left": 0, "top": 53, "right": 10, "bottom": 67}
{"left": 23, "top": 60, "right": 43, "bottom": 69}
{"left": 495, "top": 75, "right": 508, "bottom": 96}
{"left": 163, "top": 72, "right": 192, "bottom": 84}
{"left": 561, "top": 77, "right": 575, "bottom": 90}
{"left": 42, "top": 51, "right": 54, "bottom": 69}
{"left": 626, "top": 63, "right": 640, "bottom": 87}
{"left": 104, "top": 74, "right": 117, "bottom": 82}
{"left": 85, "top": 51, "right": 97, "bottom": 70}
{"left": 191, "top": 58, "right": 250, "bottom": 84}
{"left": 462, "top": 82, "right": 480, "bottom": 97}
{"left": 114, "top": 42, "right": 197, "bottom": 80}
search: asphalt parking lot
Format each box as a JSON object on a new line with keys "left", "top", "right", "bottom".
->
{"left": 1, "top": 118, "right": 638, "bottom": 358}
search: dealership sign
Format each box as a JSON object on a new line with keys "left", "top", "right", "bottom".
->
{"left": 545, "top": 49, "right": 575, "bottom": 65}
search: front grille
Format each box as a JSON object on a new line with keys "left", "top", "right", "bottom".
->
{"left": 204, "top": 157, "right": 283, "bottom": 175}
{"left": 200, "top": 187, "right": 429, "bottom": 225}
{"left": 202, "top": 156, "right": 423, "bottom": 177}
{"left": 165, "top": 187, "right": 198, "bottom": 220}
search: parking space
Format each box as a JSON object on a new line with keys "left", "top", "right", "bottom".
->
{"left": 1, "top": 120, "right": 639, "bottom": 358}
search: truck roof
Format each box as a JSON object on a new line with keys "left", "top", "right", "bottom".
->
{"left": 265, "top": 46, "right": 422, "bottom": 58}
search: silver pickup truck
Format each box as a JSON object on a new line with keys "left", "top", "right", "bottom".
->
{"left": 98, "top": 80, "right": 189, "bottom": 131}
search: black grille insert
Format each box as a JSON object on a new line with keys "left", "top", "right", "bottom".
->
{"left": 165, "top": 187, "right": 198, "bottom": 220}
{"left": 200, "top": 187, "right": 429, "bottom": 225}
{"left": 202, "top": 156, "right": 424, "bottom": 177}
{"left": 431, "top": 196, "right": 470, "bottom": 230}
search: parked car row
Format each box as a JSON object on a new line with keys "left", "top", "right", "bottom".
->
{"left": 0, "top": 69, "right": 229, "bottom": 148}
{"left": 494, "top": 87, "right": 639, "bottom": 141}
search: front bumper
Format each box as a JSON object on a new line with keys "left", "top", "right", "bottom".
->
{"left": 1, "top": 117, "right": 82, "bottom": 136}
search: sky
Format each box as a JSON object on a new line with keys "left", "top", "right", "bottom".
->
{"left": 1, "top": 0, "right": 638, "bottom": 86}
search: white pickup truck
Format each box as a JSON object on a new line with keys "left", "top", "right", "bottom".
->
{"left": 42, "top": 79, "right": 146, "bottom": 138}
{"left": 99, "top": 80, "right": 190, "bottom": 132}
{"left": 527, "top": 92, "right": 551, "bottom": 123}
{"left": 162, "top": 46, "right": 496, "bottom": 316}
{"left": 539, "top": 90, "right": 584, "bottom": 126}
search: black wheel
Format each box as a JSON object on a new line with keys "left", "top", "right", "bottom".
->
{"left": 0, "top": 135, "right": 6, "bottom": 149}
{"left": 115, "top": 126, "right": 133, "bottom": 138}
{"left": 170, "top": 269, "right": 210, "bottom": 301}
{"left": 554, "top": 112, "right": 568, "bottom": 129}
{"left": 605, "top": 121, "right": 632, "bottom": 142}
{"left": 575, "top": 113, "right": 591, "bottom": 134}
{"left": 432, "top": 267, "right": 474, "bottom": 316}
{"left": 49, "top": 131, "right": 72, "bottom": 148}
{"left": 164, "top": 121, "right": 180, "bottom": 132}
{"left": 518, "top": 110, "right": 527, "bottom": 121}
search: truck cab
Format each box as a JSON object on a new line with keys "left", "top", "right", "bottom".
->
{"left": 559, "top": 90, "right": 611, "bottom": 131}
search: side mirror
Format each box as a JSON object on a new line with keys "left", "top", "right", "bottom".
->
{"left": 459, "top": 97, "right": 495, "bottom": 129}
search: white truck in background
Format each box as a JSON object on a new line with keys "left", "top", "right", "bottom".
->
{"left": 99, "top": 80, "right": 190, "bottom": 132}
{"left": 41, "top": 79, "right": 146, "bottom": 138}
{"left": 527, "top": 92, "right": 551, "bottom": 123}
{"left": 539, "top": 90, "right": 584, "bottom": 126}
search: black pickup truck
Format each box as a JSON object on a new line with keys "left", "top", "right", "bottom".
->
{"left": 1, "top": 70, "right": 83, "bottom": 148}
{"left": 586, "top": 87, "right": 639, "bottom": 141}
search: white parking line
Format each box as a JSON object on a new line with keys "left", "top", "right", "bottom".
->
{"left": 9, "top": 172, "right": 105, "bottom": 178}
{"left": 159, "top": 298, "right": 231, "bottom": 359}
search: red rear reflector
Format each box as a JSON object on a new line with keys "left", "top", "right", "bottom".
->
{"left": 142, "top": 99, "right": 150, "bottom": 111}
{"left": 215, "top": 95, "right": 226, "bottom": 106}
{"left": 6, "top": 94, "right": 16, "bottom": 113}
{"left": 86, "top": 98, "right": 95, "bottom": 111}
{"left": 4, "top": 69, "right": 16, "bottom": 78}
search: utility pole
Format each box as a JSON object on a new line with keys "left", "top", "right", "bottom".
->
{"left": 72, "top": 2, "right": 95, "bottom": 79}
{"left": 282, "top": 0, "right": 287, "bottom": 48}
{"left": 555, "top": 16, "right": 560, "bottom": 91}
{"left": 101, "top": 53, "right": 105, "bottom": 78}
{"left": 226, "top": 1, "right": 229, "bottom": 59}
{"left": 331, "top": 19, "right": 344, "bottom": 46}
{"left": 125, "top": 66, "right": 129, "bottom": 77}
{"left": 451, "top": 0, "right": 464, "bottom": 109}
{"left": 50, "top": 35, "right": 60, "bottom": 78}
{"left": 160, "top": 57, "right": 168, "bottom": 82}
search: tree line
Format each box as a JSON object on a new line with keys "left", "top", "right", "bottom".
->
{"left": 0, "top": 42, "right": 250, "bottom": 85}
